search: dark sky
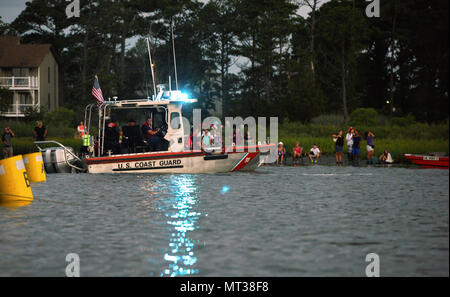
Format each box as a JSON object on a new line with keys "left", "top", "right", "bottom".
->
{"left": 0, "top": 0, "right": 28, "bottom": 23}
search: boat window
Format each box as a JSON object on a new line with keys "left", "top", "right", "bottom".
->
{"left": 170, "top": 112, "right": 181, "bottom": 129}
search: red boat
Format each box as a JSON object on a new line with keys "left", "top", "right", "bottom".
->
{"left": 404, "top": 154, "right": 449, "bottom": 169}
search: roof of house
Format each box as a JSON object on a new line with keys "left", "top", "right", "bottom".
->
{"left": 0, "top": 36, "right": 56, "bottom": 68}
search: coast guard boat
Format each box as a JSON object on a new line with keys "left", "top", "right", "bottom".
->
{"left": 76, "top": 88, "right": 274, "bottom": 174}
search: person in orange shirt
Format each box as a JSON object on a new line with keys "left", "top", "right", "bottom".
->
{"left": 77, "top": 121, "right": 86, "bottom": 137}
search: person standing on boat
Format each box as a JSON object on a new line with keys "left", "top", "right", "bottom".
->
{"left": 352, "top": 130, "right": 362, "bottom": 166}
{"left": 345, "top": 127, "right": 354, "bottom": 162}
{"left": 104, "top": 119, "right": 121, "bottom": 155}
{"left": 364, "top": 131, "right": 375, "bottom": 164}
{"left": 34, "top": 121, "right": 47, "bottom": 141}
{"left": 2, "top": 126, "right": 15, "bottom": 158}
{"left": 332, "top": 130, "right": 344, "bottom": 166}
{"left": 142, "top": 117, "right": 161, "bottom": 152}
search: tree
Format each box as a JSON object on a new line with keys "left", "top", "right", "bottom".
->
{"left": 315, "top": 0, "right": 369, "bottom": 122}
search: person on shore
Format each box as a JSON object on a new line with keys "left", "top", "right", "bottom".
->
{"left": 34, "top": 121, "right": 47, "bottom": 141}
{"left": 2, "top": 126, "right": 15, "bottom": 158}
{"left": 309, "top": 144, "right": 321, "bottom": 164}
{"left": 332, "top": 130, "right": 344, "bottom": 166}
{"left": 352, "top": 130, "right": 362, "bottom": 166}
{"left": 379, "top": 148, "right": 393, "bottom": 164}
{"left": 345, "top": 127, "right": 354, "bottom": 162}
{"left": 77, "top": 121, "right": 86, "bottom": 138}
{"left": 277, "top": 142, "right": 286, "bottom": 165}
{"left": 292, "top": 142, "right": 303, "bottom": 164}
{"left": 202, "top": 128, "right": 214, "bottom": 153}
{"left": 364, "top": 131, "right": 375, "bottom": 164}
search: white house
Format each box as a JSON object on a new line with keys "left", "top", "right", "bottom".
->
{"left": 0, "top": 36, "right": 60, "bottom": 117}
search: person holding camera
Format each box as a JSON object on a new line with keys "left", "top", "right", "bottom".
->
{"left": 2, "top": 126, "right": 15, "bottom": 158}
{"left": 364, "top": 131, "right": 375, "bottom": 164}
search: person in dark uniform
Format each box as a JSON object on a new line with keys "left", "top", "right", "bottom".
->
{"left": 141, "top": 117, "right": 161, "bottom": 152}
{"left": 34, "top": 121, "right": 47, "bottom": 141}
{"left": 104, "top": 119, "right": 121, "bottom": 155}
{"left": 122, "top": 119, "right": 142, "bottom": 153}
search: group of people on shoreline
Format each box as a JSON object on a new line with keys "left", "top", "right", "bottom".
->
{"left": 276, "top": 126, "right": 393, "bottom": 166}
{"left": 1, "top": 121, "right": 47, "bottom": 159}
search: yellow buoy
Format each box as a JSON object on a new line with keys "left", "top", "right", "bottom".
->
{"left": 0, "top": 155, "right": 33, "bottom": 203}
{"left": 23, "top": 152, "right": 47, "bottom": 183}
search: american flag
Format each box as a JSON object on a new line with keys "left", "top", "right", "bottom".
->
{"left": 92, "top": 76, "right": 104, "bottom": 107}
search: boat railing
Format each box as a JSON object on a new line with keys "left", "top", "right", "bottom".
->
{"left": 34, "top": 140, "right": 86, "bottom": 172}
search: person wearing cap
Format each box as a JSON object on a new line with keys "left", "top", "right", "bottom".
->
{"left": 122, "top": 119, "right": 141, "bottom": 153}
{"left": 104, "top": 118, "right": 121, "bottom": 155}
{"left": 345, "top": 127, "right": 354, "bottom": 162}
{"left": 142, "top": 117, "right": 161, "bottom": 152}
{"left": 309, "top": 144, "right": 321, "bottom": 163}
{"left": 277, "top": 142, "right": 286, "bottom": 165}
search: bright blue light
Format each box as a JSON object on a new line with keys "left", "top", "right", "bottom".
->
{"left": 179, "top": 93, "right": 188, "bottom": 101}
{"left": 221, "top": 185, "right": 230, "bottom": 195}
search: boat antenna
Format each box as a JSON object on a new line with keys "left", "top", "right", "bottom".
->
{"left": 170, "top": 19, "right": 179, "bottom": 91}
{"left": 146, "top": 36, "right": 157, "bottom": 99}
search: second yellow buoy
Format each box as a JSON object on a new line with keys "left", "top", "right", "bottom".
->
{"left": 23, "top": 152, "right": 47, "bottom": 183}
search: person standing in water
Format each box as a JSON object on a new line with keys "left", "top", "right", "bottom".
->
{"left": 364, "top": 131, "right": 375, "bottom": 164}
{"left": 345, "top": 127, "right": 353, "bottom": 162}
{"left": 332, "top": 130, "right": 344, "bottom": 166}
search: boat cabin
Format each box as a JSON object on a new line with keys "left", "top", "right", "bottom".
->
{"left": 84, "top": 90, "right": 196, "bottom": 157}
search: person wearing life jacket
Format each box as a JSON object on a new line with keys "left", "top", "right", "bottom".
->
{"left": 81, "top": 132, "right": 92, "bottom": 155}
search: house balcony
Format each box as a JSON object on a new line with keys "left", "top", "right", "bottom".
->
{"left": 0, "top": 76, "right": 39, "bottom": 90}
{"left": 2, "top": 103, "right": 39, "bottom": 118}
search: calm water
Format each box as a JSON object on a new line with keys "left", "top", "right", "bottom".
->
{"left": 0, "top": 166, "right": 448, "bottom": 277}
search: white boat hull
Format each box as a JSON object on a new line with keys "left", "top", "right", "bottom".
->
{"left": 85, "top": 149, "right": 267, "bottom": 174}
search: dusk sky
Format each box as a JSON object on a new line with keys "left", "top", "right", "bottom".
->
{"left": 0, "top": 0, "right": 28, "bottom": 23}
{"left": 0, "top": 0, "right": 319, "bottom": 24}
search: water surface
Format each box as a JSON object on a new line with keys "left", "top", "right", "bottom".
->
{"left": 0, "top": 166, "right": 448, "bottom": 276}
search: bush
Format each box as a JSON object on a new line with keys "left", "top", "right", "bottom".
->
{"left": 44, "top": 107, "right": 77, "bottom": 128}
{"left": 349, "top": 108, "right": 379, "bottom": 127}
{"left": 391, "top": 114, "right": 416, "bottom": 127}
{"left": 23, "top": 106, "right": 47, "bottom": 123}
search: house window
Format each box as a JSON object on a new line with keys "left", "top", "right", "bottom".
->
{"left": 12, "top": 68, "right": 29, "bottom": 77}
{"left": 48, "top": 67, "right": 51, "bottom": 83}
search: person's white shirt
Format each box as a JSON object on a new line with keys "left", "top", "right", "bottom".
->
{"left": 385, "top": 153, "right": 393, "bottom": 163}
{"left": 310, "top": 147, "right": 320, "bottom": 156}
{"left": 346, "top": 133, "right": 353, "bottom": 147}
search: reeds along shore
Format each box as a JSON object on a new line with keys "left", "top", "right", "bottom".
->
{"left": 1, "top": 120, "right": 449, "bottom": 162}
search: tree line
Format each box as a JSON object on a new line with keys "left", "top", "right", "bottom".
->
{"left": 1, "top": 0, "right": 448, "bottom": 123}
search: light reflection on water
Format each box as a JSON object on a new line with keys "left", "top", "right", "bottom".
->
{"left": 157, "top": 175, "right": 201, "bottom": 277}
